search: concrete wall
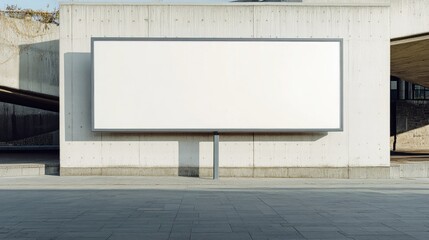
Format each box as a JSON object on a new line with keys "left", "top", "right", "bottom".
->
{"left": 0, "top": 14, "right": 59, "bottom": 145}
{"left": 60, "top": 2, "right": 390, "bottom": 178}
{"left": 391, "top": 0, "right": 429, "bottom": 38}
{"left": 391, "top": 100, "right": 429, "bottom": 152}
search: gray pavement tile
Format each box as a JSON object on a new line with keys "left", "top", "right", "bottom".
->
{"left": 2, "top": 177, "right": 429, "bottom": 240}
{"left": 0, "top": 233, "right": 11, "bottom": 239}
{"left": 299, "top": 231, "right": 349, "bottom": 239}
{"left": 230, "top": 225, "right": 262, "bottom": 233}
{"left": 404, "top": 231, "right": 429, "bottom": 240}
{"left": 191, "top": 233, "right": 252, "bottom": 240}
{"left": 259, "top": 225, "right": 297, "bottom": 233}
{"left": 351, "top": 235, "right": 417, "bottom": 240}
{"left": 295, "top": 226, "right": 340, "bottom": 232}
{"left": 171, "top": 224, "right": 193, "bottom": 233}
{"left": 360, "top": 226, "right": 397, "bottom": 232}
{"left": 107, "top": 233, "right": 170, "bottom": 240}
{"left": 56, "top": 236, "right": 110, "bottom": 240}
{"left": 0, "top": 238, "right": 37, "bottom": 240}
{"left": 5, "top": 230, "right": 61, "bottom": 239}
{"left": 391, "top": 226, "right": 429, "bottom": 232}
{"left": 250, "top": 232, "right": 306, "bottom": 240}
{"left": 109, "top": 227, "right": 161, "bottom": 233}
{"left": 338, "top": 226, "right": 407, "bottom": 237}
{"left": 159, "top": 224, "right": 173, "bottom": 232}
{"left": 191, "top": 223, "right": 232, "bottom": 233}
{"left": 56, "top": 238, "right": 109, "bottom": 240}
{"left": 56, "top": 232, "right": 112, "bottom": 239}
{"left": 168, "top": 233, "right": 191, "bottom": 240}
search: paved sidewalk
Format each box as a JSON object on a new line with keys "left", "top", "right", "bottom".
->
{"left": 0, "top": 177, "right": 428, "bottom": 240}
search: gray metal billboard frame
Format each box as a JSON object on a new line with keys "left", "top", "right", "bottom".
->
{"left": 90, "top": 37, "right": 344, "bottom": 133}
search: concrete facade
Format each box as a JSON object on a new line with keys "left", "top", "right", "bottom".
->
{"left": 60, "top": 1, "right": 392, "bottom": 178}
{"left": 0, "top": 14, "right": 59, "bottom": 145}
{"left": 391, "top": 0, "right": 429, "bottom": 38}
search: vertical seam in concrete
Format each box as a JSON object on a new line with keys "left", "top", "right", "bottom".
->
{"left": 251, "top": 5, "right": 256, "bottom": 177}
{"left": 70, "top": 5, "right": 74, "bottom": 142}
{"left": 168, "top": 5, "right": 172, "bottom": 36}
{"left": 143, "top": 6, "right": 150, "bottom": 169}
{"left": 252, "top": 5, "right": 255, "bottom": 38}
{"left": 253, "top": 133, "right": 255, "bottom": 178}
{"left": 142, "top": 6, "right": 151, "bottom": 168}
{"left": 138, "top": 134, "right": 141, "bottom": 167}
{"left": 100, "top": 132, "right": 103, "bottom": 167}
{"left": 342, "top": 37, "right": 350, "bottom": 179}
{"left": 97, "top": 6, "right": 103, "bottom": 169}
{"left": 148, "top": 5, "right": 151, "bottom": 37}
{"left": 387, "top": 6, "right": 391, "bottom": 172}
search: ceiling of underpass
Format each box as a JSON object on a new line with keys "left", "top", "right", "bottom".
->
{"left": 391, "top": 34, "right": 429, "bottom": 87}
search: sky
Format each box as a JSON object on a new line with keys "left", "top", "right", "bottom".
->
{"left": 1, "top": 0, "right": 59, "bottom": 10}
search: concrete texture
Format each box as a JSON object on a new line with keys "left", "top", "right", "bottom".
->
{"left": 0, "top": 177, "right": 429, "bottom": 240}
{"left": 391, "top": 153, "right": 429, "bottom": 178}
{"left": 60, "top": 2, "right": 390, "bottom": 175}
{"left": 391, "top": 0, "right": 429, "bottom": 38}
{"left": 0, "top": 163, "right": 44, "bottom": 177}
{"left": 391, "top": 162, "right": 429, "bottom": 178}
{"left": 5, "top": 150, "right": 429, "bottom": 178}
{"left": 0, "top": 151, "right": 59, "bottom": 176}
{"left": 60, "top": 167, "right": 391, "bottom": 179}
{"left": 0, "top": 15, "right": 59, "bottom": 93}
{"left": 0, "top": 14, "right": 59, "bottom": 145}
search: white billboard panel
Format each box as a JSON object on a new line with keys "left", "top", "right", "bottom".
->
{"left": 92, "top": 38, "right": 342, "bottom": 132}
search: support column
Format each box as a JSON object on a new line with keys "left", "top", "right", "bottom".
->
{"left": 213, "top": 132, "right": 219, "bottom": 180}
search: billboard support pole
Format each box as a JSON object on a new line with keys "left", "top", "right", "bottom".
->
{"left": 213, "top": 132, "right": 219, "bottom": 180}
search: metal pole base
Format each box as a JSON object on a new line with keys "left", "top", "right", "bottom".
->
{"left": 213, "top": 132, "right": 219, "bottom": 180}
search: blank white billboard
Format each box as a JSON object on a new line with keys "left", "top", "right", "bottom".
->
{"left": 92, "top": 38, "right": 342, "bottom": 132}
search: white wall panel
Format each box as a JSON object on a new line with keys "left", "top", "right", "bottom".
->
{"left": 118, "top": 6, "right": 149, "bottom": 37}
{"left": 60, "top": 5, "right": 72, "bottom": 167}
{"left": 253, "top": 5, "right": 351, "bottom": 168}
{"left": 139, "top": 137, "right": 179, "bottom": 167}
{"left": 93, "top": 40, "right": 342, "bottom": 131}
{"left": 303, "top": 0, "right": 388, "bottom": 4}
{"left": 101, "top": 133, "right": 140, "bottom": 167}
{"left": 348, "top": 40, "right": 390, "bottom": 167}
{"left": 61, "top": 142, "right": 102, "bottom": 167}
{"left": 167, "top": 6, "right": 254, "bottom": 38}
{"left": 391, "top": 0, "right": 429, "bottom": 38}
{"left": 219, "top": 135, "right": 254, "bottom": 168}
{"left": 139, "top": 134, "right": 212, "bottom": 168}
{"left": 148, "top": 6, "right": 171, "bottom": 37}
{"left": 61, "top": 3, "right": 390, "bottom": 171}
{"left": 70, "top": 6, "right": 87, "bottom": 39}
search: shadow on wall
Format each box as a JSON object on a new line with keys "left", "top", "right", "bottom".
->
{"left": 64, "top": 52, "right": 204, "bottom": 176}
{"left": 63, "top": 52, "right": 327, "bottom": 176}
{"left": 0, "top": 40, "right": 59, "bottom": 144}
{"left": 19, "top": 40, "right": 59, "bottom": 95}
{"left": 177, "top": 134, "right": 200, "bottom": 177}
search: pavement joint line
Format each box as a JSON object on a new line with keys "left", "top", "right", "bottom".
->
{"left": 0, "top": 177, "right": 429, "bottom": 239}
